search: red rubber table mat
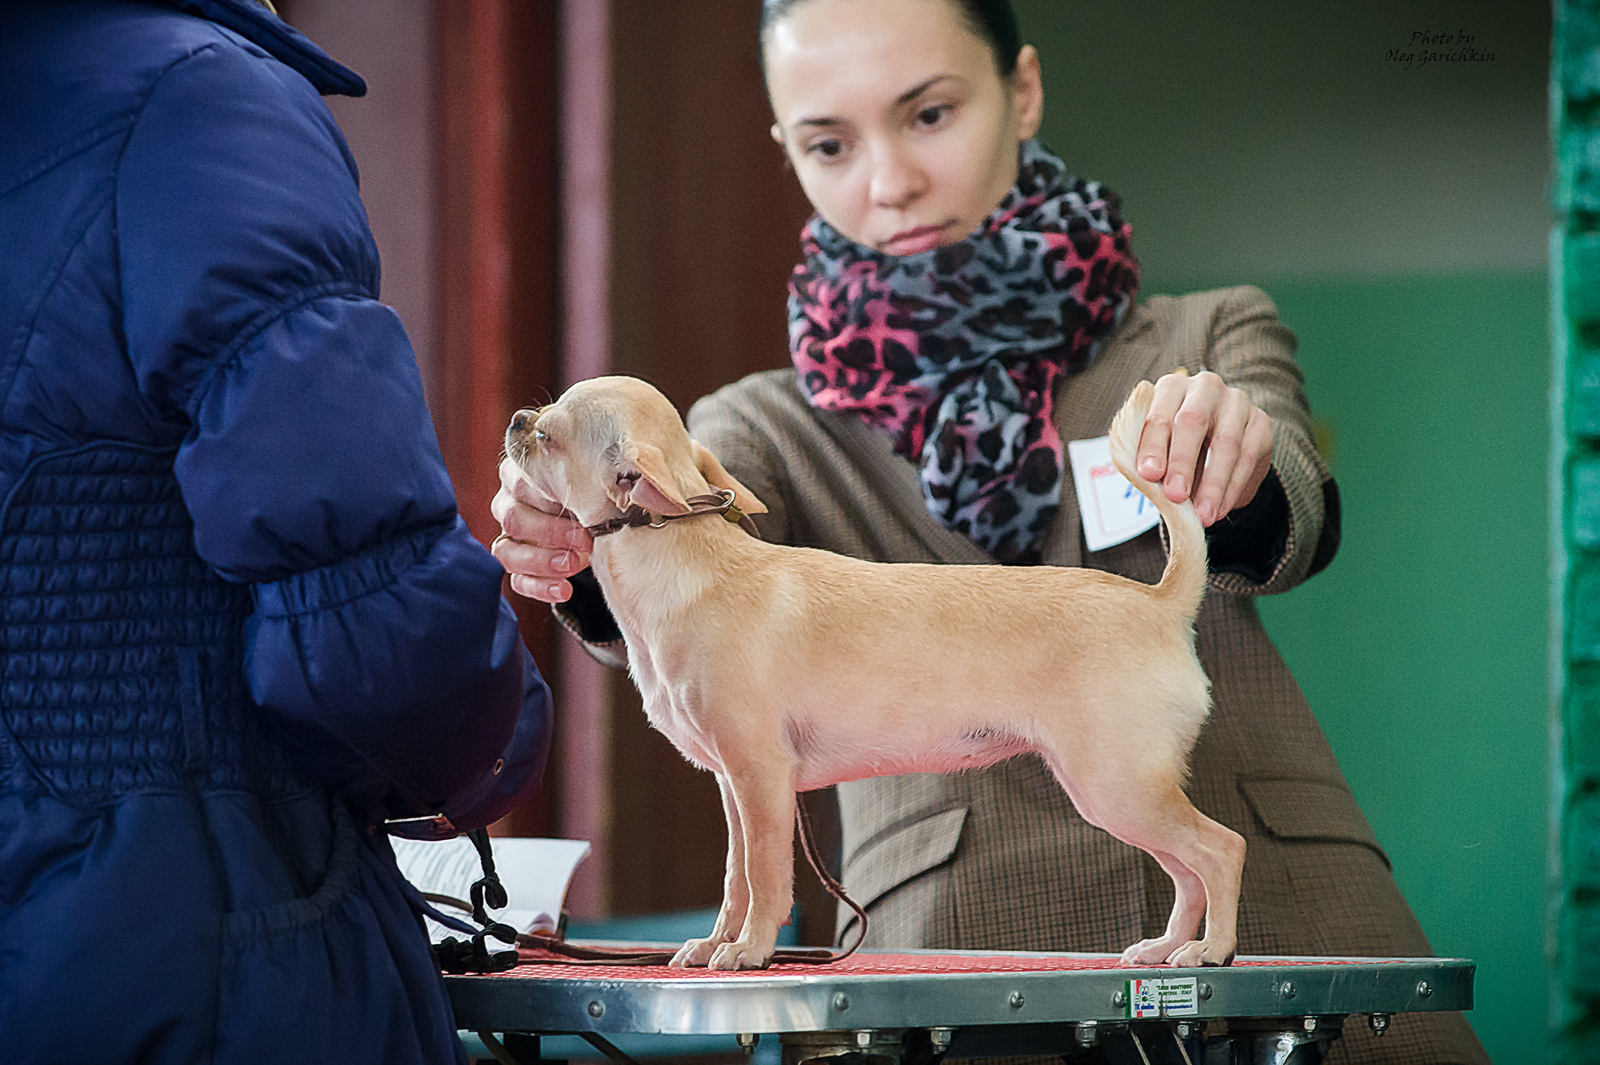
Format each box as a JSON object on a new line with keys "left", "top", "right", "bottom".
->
{"left": 484, "top": 948, "right": 1419, "bottom": 981}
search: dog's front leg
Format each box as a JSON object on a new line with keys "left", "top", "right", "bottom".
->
{"left": 671, "top": 773, "right": 749, "bottom": 967}
{"left": 707, "top": 767, "right": 795, "bottom": 971}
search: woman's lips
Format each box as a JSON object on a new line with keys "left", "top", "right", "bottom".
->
{"left": 881, "top": 222, "right": 952, "bottom": 255}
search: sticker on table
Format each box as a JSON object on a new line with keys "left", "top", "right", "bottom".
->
{"left": 1125, "top": 976, "right": 1200, "bottom": 1019}
{"left": 1066, "top": 435, "right": 1161, "bottom": 552}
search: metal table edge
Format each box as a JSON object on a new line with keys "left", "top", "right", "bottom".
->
{"left": 444, "top": 951, "right": 1475, "bottom": 1036}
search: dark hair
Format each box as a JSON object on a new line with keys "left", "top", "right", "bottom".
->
{"left": 759, "top": 0, "right": 1023, "bottom": 80}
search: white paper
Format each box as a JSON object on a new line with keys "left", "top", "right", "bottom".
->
{"left": 1066, "top": 435, "right": 1161, "bottom": 552}
{"left": 391, "top": 835, "right": 591, "bottom": 944}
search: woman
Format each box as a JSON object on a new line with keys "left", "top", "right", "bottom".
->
{"left": 1, "top": 1, "right": 551, "bottom": 1062}
{"left": 493, "top": 1, "right": 1485, "bottom": 1062}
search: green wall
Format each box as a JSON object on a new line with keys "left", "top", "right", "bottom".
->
{"left": 1127, "top": 270, "right": 1549, "bottom": 1064}
{"left": 1011, "top": 1, "right": 1551, "bottom": 1060}
{"left": 1255, "top": 274, "right": 1548, "bottom": 1063}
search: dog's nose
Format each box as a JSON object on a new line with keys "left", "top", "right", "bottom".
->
{"left": 510, "top": 409, "right": 535, "bottom": 433}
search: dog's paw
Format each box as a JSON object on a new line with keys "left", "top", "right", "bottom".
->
{"left": 669, "top": 936, "right": 724, "bottom": 968}
{"left": 1119, "top": 937, "right": 1180, "bottom": 967}
{"left": 706, "top": 939, "right": 773, "bottom": 971}
{"left": 1164, "top": 940, "right": 1236, "bottom": 968}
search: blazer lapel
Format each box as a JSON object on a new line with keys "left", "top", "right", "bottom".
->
{"left": 1043, "top": 304, "right": 1166, "bottom": 568}
{"left": 812, "top": 407, "right": 999, "bottom": 566}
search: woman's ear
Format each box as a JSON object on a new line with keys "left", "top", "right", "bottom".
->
{"left": 771, "top": 122, "right": 796, "bottom": 172}
{"left": 1011, "top": 44, "right": 1044, "bottom": 141}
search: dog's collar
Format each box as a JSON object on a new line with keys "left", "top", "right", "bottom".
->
{"left": 586, "top": 488, "right": 760, "bottom": 540}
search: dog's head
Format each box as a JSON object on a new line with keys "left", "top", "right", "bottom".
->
{"left": 504, "top": 375, "right": 767, "bottom": 527}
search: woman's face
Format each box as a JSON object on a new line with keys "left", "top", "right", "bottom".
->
{"left": 765, "top": 0, "right": 1043, "bottom": 255}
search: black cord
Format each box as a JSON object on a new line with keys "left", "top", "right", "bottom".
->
{"left": 431, "top": 828, "right": 520, "bottom": 973}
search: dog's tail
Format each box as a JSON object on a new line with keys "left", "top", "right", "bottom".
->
{"left": 1107, "top": 379, "right": 1207, "bottom": 616}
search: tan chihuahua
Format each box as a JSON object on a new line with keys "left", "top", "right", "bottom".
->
{"left": 505, "top": 375, "right": 1244, "bottom": 971}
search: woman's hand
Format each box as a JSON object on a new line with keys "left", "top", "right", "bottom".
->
{"left": 1134, "top": 370, "right": 1273, "bottom": 527}
{"left": 489, "top": 456, "right": 594, "bottom": 602}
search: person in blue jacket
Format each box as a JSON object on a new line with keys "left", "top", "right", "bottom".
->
{"left": 0, "top": 1, "right": 553, "bottom": 1061}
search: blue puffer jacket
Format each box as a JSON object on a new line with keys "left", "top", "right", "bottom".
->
{"left": 0, "top": 1, "right": 553, "bottom": 1061}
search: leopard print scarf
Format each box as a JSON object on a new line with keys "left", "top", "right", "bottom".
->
{"left": 787, "top": 140, "right": 1139, "bottom": 564}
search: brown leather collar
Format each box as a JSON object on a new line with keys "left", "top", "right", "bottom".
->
{"left": 585, "top": 488, "right": 760, "bottom": 540}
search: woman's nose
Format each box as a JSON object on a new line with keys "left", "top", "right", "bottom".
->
{"left": 869, "top": 143, "right": 926, "bottom": 209}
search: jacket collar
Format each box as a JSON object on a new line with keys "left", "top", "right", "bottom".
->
{"left": 162, "top": 0, "right": 366, "bottom": 97}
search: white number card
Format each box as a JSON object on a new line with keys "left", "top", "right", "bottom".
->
{"left": 1066, "top": 435, "right": 1161, "bottom": 552}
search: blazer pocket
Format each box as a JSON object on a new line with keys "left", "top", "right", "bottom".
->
{"left": 1239, "top": 777, "right": 1391, "bottom": 870}
{"left": 842, "top": 805, "right": 969, "bottom": 911}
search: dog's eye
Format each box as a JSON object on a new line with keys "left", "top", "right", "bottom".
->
{"left": 533, "top": 429, "right": 551, "bottom": 444}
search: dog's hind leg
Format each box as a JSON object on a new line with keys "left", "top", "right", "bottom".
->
{"left": 1039, "top": 742, "right": 1245, "bottom": 968}
{"left": 1119, "top": 846, "right": 1209, "bottom": 966}
{"left": 1150, "top": 808, "right": 1245, "bottom": 967}
{"left": 1101, "top": 795, "right": 1245, "bottom": 967}
{"left": 707, "top": 764, "right": 797, "bottom": 971}
{"left": 672, "top": 774, "right": 750, "bottom": 967}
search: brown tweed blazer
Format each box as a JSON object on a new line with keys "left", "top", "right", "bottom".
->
{"left": 672, "top": 287, "right": 1487, "bottom": 1065}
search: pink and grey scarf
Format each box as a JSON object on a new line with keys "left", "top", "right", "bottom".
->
{"left": 787, "top": 140, "right": 1139, "bottom": 564}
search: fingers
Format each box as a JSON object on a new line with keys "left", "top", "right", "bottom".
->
{"left": 1141, "top": 370, "right": 1224, "bottom": 507}
{"left": 492, "top": 533, "right": 591, "bottom": 602}
{"left": 1135, "top": 370, "right": 1274, "bottom": 526}
{"left": 492, "top": 456, "right": 593, "bottom": 602}
{"left": 507, "top": 571, "right": 575, "bottom": 604}
{"left": 1190, "top": 396, "right": 1274, "bottom": 524}
{"left": 1216, "top": 406, "right": 1274, "bottom": 518}
{"left": 1135, "top": 373, "right": 1184, "bottom": 484}
{"left": 1189, "top": 385, "right": 1249, "bottom": 525}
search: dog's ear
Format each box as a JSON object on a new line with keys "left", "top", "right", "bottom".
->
{"left": 610, "top": 440, "right": 692, "bottom": 516}
{"left": 692, "top": 440, "right": 769, "bottom": 515}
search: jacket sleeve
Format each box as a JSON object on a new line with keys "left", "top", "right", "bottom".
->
{"left": 1189, "top": 286, "right": 1340, "bottom": 596}
{"left": 115, "top": 36, "right": 550, "bottom": 828}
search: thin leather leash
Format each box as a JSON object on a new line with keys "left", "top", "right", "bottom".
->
{"left": 797, "top": 794, "right": 869, "bottom": 956}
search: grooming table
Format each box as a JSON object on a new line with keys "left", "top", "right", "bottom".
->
{"left": 446, "top": 947, "right": 1474, "bottom": 1065}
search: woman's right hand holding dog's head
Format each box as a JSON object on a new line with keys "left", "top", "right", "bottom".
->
{"left": 491, "top": 456, "right": 594, "bottom": 603}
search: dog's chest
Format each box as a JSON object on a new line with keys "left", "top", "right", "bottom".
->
{"left": 625, "top": 643, "right": 724, "bottom": 773}
{"left": 641, "top": 689, "right": 722, "bottom": 773}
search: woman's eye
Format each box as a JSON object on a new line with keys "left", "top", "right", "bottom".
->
{"left": 915, "top": 104, "right": 951, "bottom": 128}
{"left": 807, "top": 138, "right": 845, "bottom": 160}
